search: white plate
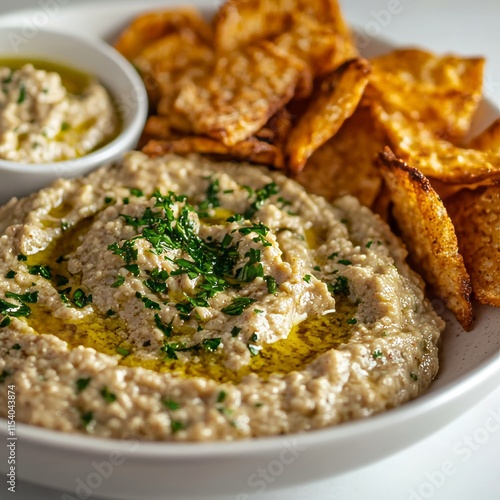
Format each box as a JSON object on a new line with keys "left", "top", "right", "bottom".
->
{"left": 0, "top": 2, "right": 499, "bottom": 499}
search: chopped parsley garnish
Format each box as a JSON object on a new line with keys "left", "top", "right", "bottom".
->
{"left": 17, "top": 81, "right": 26, "bottom": 104}
{"left": 372, "top": 350, "right": 383, "bottom": 359}
{"left": 104, "top": 197, "right": 114, "bottom": 204}
{"left": 303, "top": 274, "right": 312, "bottom": 283}
{"left": 366, "top": 240, "right": 373, "bottom": 248}
{"left": 0, "top": 299, "right": 31, "bottom": 318}
{"left": 154, "top": 314, "right": 173, "bottom": 338}
{"left": 197, "top": 178, "right": 221, "bottom": 216}
{"left": 6, "top": 270, "right": 16, "bottom": 279}
{"left": 61, "top": 221, "right": 70, "bottom": 232}
{"left": 171, "top": 420, "right": 185, "bottom": 433}
{"left": 17, "top": 254, "right": 27, "bottom": 262}
{"left": 76, "top": 377, "right": 91, "bottom": 393}
{"left": 0, "top": 317, "right": 11, "bottom": 328}
{"left": 221, "top": 297, "right": 256, "bottom": 316}
{"left": 254, "top": 309, "right": 263, "bottom": 314}
{"left": 72, "top": 289, "right": 92, "bottom": 308}
{"left": 338, "top": 259, "right": 352, "bottom": 266}
{"left": 129, "top": 187, "right": 144, "bottom": 197}
{"left": 163, "top": 399, "right": 180, "bottom": 410}
{"left": 327, "top": 252, "right": 339, "bottom": 260}
{"left": 100, "top": 386, "right": 117, "bottom": 403}
{"left": 265, "top": 275, "right": 277, "bottom": 294}
{"left": 5, "top": 291, "right": 38, "bottom": 303}
{"left": 116, "top": 346, "right": 130, "bottom": 356}
{"left": 0, "top": 370, "right": 11, "bottom": 383}
{"left": 328, "top": 275, "right": 349, "bottom": 296}
{"left": 243, "top": 182, "right": 279, "bottom": 219}
{"left": 347, "top": 318, "right": 357, "bottom": 325}
{"left": 313, "top": 265, "right": 321, "bottom": 272}
{"left": 250, "top": 333, "right": 258, "bottom": 342}
{"left": 124, "top": 264, "right": 140, "bottom": 277}
{"left": 123, "top": 197, "right": 130, "bottom": 205}
{"left": 61, "top": 121, "right": 70, "bottom": 131}
{"left": 202, "top": 338, "right": 221, "bottom": 352}
{"left": 28, "top": 264, "right": 52, "bottom": 280}
{"left": 231, "top": 326, "right": 241, "bottom": 337}
{"left": 81, "top": 411, "right": 94, "bottom": 429}
{"left": 111, "top": 275, "right": 125, "bottom": 288}
{"left": 236, "top": 249, "right": 264, "bottom": 282}
{"left": 106, "top": 309, "right": 116, "bottom": 317}
{"left": 11, "top": 343, "right": 21, "bottom": 350}
{"left": 410, "top": 372, "right": 419, "bottom": 381}
{"left": 217, "top": 391, "right": 227, "bottom": 403}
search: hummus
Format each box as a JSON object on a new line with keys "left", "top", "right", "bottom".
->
{"left": 0, "top": 152, "right": 444, "bottom": 441}
{"left": 0, "top": 62, "right": 119, "bottom": 163}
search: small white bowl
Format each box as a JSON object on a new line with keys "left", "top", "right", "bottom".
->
{"left": 0, "top": 26, "right": 148, "bottom": 204}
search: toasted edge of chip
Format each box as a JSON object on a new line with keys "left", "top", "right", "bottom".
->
{"left": 377, "top": 147, "right": 473, "bottom": 331}
{"left": 286, "top": 58, "right": 371, "bottom": 174}
{"left": 446, "top": 185, "right": 500, "bottom": 307}
{"left": 142, "top": 136, "right": 284, "bottom": 168}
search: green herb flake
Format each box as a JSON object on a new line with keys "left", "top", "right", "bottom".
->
{"left": 372, "top": 349, "right": 383, "bottom": 359}
{"left": 123, "top": 197, "right": 130, "bottom": 205}
{"left": 171, "top": 420, "right": 186, "bottom": 433}
{"left": 327, "top": 252, "right": 339, "bottom": 260}
{"left": 5, "top": 290, "right": 38, "bottom": 304}
{"left": 76, "top": 377, "right": 91, "bottom": 393}
{"left": 313, "top": 265, "right": 321, "bottom": 272}
{"left": 410, "top": 372, "right": 419, "bottom": 382}
{"left": 0, "top": 299, "right": 31, "bottom": 318}
{"left": 104, "top": 196, "right": 114, "bottom": 204}
{"left": 253, "top": 309, "right": 263, "bottom": 314}
{"left": 17, "top": 254, "right": 27, "bottom": 261}
{"left": 61, "top": 121, "right": 70, "bottom": 132}
{"left": 203, "top": 338, "right": 221, "bottom": 352}
{"left": 366, "top": 240, "right": 373, "bottom": 249}
{"left": 221, "top": 297, "right": 256, "bottom": 316}
{"left": 116, "top": 346, "right": 130, "bottom": 357}
{"left": 100, "top": 386, "right": 117, "bottom": 403}
{"left": 154, "top": 314, "right": 173, "bottom": 338}
{"left": 347, "top": 318, "right": 357, "bottom": 325}
{"left": 338, "top": 259, "right": 352, "bottom": 266}
{"left": 303, "top": 274, "right": 312, "bottom": 283}
{"left": 163, "top": 399, "right": 180, "bottom": 410}
{"left": 111, "top": 275, "right": 125, "bottom": 288}
{"left": 231, "top": 326, "right": 241, "bottom": 337}
{"left": 11, "top": 343, "right": 21, "bottom": 350}
{"left": 56, "top": 275, "right": 69, "bottom": 287}
{"left": 28, "top": 265, "right": 52, "bottom": 280}
{"left": 265, "top": 275, "right": 277, "bottom": 294}
{"left": 81, "top": 411, "right": 94, "bottom": 429}
{"left": 6, "top": 270, "right": 16, "bottom": 279}
{"left": 61, "top": 221, "right": 70, "bottom": 232}
{"left": 130, "top": 187, "right": 144, "bottom": 197}
{"left": 217, "top": 391, "right": 227, "bottom": 403}
{"left": 17, "top": 81, "right": 26, "bottom": 104}
{"left": 72, "top": 289, "right": 92, "bottom": 308}
{"left": 124, "top": 264, "right": 140, "bottom": 277}
{"left": 328, "top": 275, "right": 349, "bottom": 296}
{"left": 0, "top": 317, "right": 11, "bottom": 328}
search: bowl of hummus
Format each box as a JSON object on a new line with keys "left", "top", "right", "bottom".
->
{"left": 0, "top": 26, "right": 148, "bottom": 204}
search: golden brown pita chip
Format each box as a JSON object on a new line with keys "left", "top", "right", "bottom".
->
{"left": 214, "top": 0, "right": 355, "bottom": 54}
{"left": 173, "top": 41, "right": 304, "bottom": 147}
{"left": 142, "top": 136, "right": 284, "bottom": 168}
{"left": 378, "top": 148, "right": 473, "bottom": 331}
{"left": 373, "top": 107, "right": 500, "bottom": 184}
{"left": 115, "top": 7, "right": 212, "bottom": 60}
{"left": 468, "top": 119, "right": 500, "bottom": 154}
{"left": 446, "top": 185, "right": 500, "bottom": 307}
{"left": 295, "top": 105, "right": 384, "bottom": 207}
{"left": 255, "top": 108, "right": 292, "bottom": 150}
{"left": 287, "top": 58, "right": 371, "bottom": 174}
{"left": 370, "top": 49, "right": 484, "bottom": 142}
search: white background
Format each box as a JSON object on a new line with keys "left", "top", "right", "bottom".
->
{"left": 1, "top": 0, "right": 499, "bottom": 499}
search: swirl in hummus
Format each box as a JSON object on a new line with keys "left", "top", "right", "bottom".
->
{"left": 0, "top": 152, "right": 444, "bottom": 441}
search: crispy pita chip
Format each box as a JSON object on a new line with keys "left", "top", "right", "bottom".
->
{"left": 173, "top": 41, "right": 304, "bottom": 147}
{"left": 142, "top": 136, "right": 284, "bottom": 168}
{"left": 372, "top": 106, "right": 500, "bottom": 184}
{"left": 287, "top": 58, "right": 371, "bottom": 174}
{"left": 295, "top": 105, "right": 384, "bottom": 207}
{"left": 369, "top": 49, "right": 484, "bottom": 142}
{"left": 468, "top": 119, "right": 500, "bottom": 154}
{"left": 255, "top": 108, "right": 292, "bottom": 150}
{"left": 274, "top": 12, "right": 357, "bottom": 82}
{"left": 114, "top": 7, "right": 212, "bottom": 60}
{"left": 377, "top": 148, "right": 473, "bottom": 331}
{"left": 446, "top": 185, "right": 500, "bottom": 307}
{"left": 214, "top": 0, "right": 355, "bottom": 54}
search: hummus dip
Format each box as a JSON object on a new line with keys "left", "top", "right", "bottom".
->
{"left": 0, "top": 152, "right": 444, "bottom": 441}
{"left": 0, "top": 62, "right": 119, "bottom": 163}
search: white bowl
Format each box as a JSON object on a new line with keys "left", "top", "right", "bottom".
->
{"left": 0, "top": 26, "right": 147, "bottom": 204}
